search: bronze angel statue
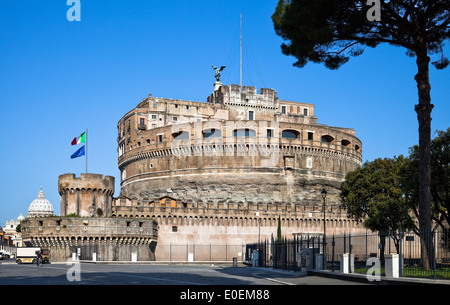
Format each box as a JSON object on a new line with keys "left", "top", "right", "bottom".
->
{"left": 212, "top": 65, "right": 226, "bottom": 82}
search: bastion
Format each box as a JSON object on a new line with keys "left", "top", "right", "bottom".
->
{"left": 21, "top": 173, "right": 158, "bottom": 262}
{"left": 58, "top": 173, "right": 115, "bottom": 217}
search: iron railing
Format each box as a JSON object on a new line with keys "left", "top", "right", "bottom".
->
{"left": 246, "top": 228, "right": 450, "bottom": 280}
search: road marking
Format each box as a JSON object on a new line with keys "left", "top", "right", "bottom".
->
{"left": 254, "top": 273, "right": 295, "bottom": 285}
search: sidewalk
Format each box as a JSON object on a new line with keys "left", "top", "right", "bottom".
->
{"left": 249, "top": 265, "right": 450, "bottom": 285}
{"left": 310, "top": 269, "right": 450, "bottom": 285}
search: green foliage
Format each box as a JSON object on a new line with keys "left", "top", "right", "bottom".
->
{"left": 340, "top": 128, "right": 450, "bottom": 233}
{"left": 272, "top": 0, "right": 450, "bottom": 70}
{"left": 340, "top": 157, "right": 415, "bottom": 233}
{"left": 400, "top": 127, "right": 450, "bottom": 229}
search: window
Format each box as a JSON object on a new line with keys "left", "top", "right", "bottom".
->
{"left": 281, "top": 106, "right": 286, "bottom": 114}
{"left": 203, "top": 129, "right": 221, "bottom": 138}
{"left": 282, "top": 130, "right": 299, "bottom": 139}
{"left": 173, "top": 131, "right": 190, "bottom": 140}
{"left": 267, "top": 129, "right": 273, "bottom": 138}
{"left": 248, "top": 111, "right": 254, "bottom": 121}
{"left": 172, "top": 116, "right": 178, "bottom": 122}
{"left": 153, "top": 103, "right": 157, "bottom": 108}
{"left": 308, "top": 132, "right": 314, "bottom": 140}
{"left": 151, "top": 115, "right": 157, "bottom": 120}
{"left": 172, "top": 226, "right": 178, "bottom": 232}
{"left": 321, "top": 135, "right": 335, "bottom": 143}
{"left": 341, "top": 139, "right": 351, "bottom": 147}
{"left": 303, "top": 108, "right": 308, "bottom": 116}
{"left": 233, "top": 129, "right": 256, "bottom": 137}
{"left": 158, "top": 134, "right": 163, "bottom": 143}
{"left": 138, "top": 118, "right": 146, "bottom": 130}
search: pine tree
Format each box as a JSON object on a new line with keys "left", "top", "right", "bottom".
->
{"left": 272, "top": 0, "right": 450, "bottom": 269}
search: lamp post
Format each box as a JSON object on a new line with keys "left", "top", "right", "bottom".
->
{"left": 258, "top": 218, "right": 261, "bottom": 248}
{"left": 321, "top": 188, "right": 327, "bottom": 270}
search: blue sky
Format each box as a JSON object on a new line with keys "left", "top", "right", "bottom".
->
{"left": 1, "top": 0, "right": 449, "bottom": 224}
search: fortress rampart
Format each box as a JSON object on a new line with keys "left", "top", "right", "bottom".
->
{"left": 114, "top": 85, "right": 365, "bottom": 257}
{"left": 20, "top": 173, "right": 158, "bottom": 262}
{"left": 20, "top": 217, "right": 157, "bottom": 262}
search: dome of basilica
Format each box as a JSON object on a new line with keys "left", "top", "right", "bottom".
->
{"left": 27, "top": 187, "right": 54, "bottom": 218}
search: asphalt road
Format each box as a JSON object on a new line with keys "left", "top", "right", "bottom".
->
{"left": 0, "top": 260, "right": 369, "bottom": 286}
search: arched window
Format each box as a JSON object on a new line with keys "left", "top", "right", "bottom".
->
{"left": 172, "top": 131, "right": 189, "bottom": 140}
{"left": 321, "top": 135, "right": 334, "bottom": 143}
{"left": 341, "top": 139, "right": 351, "bottom": 147}
{"left": 282, "top": 129, "right": 299, "bottom": 139}
{"left": 203, "top": 128, "right": 222, "bottom": 138}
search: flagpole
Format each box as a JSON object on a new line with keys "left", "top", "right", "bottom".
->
{"left": 86, "top": 128, "right": 88, "bottom": 173}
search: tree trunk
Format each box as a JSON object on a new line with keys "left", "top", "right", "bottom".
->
{"left": 414, "top": 46, "right": 434, "bottom": 269}
{"left": 379, "top": 233, "right": 386, "bottom": 265}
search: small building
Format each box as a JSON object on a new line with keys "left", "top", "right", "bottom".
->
{"left": 3, "top": 214, "right": 25, "bottom": 247}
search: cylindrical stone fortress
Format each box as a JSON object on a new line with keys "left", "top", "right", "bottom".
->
{"left": 114, "top": 84, "right": 364, "bottom": 259}
{"left": 58, "top": 173, "right": 115, "bottom": 217}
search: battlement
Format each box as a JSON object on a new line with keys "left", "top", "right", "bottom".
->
{"left": 207, "top": 84, "right": 278, "bottom": 109}
{"left": 58, "top": 173, "right": 115, "bottom": 192}
{"left": 58, "top": 173, "right": 115, "bottom": 218}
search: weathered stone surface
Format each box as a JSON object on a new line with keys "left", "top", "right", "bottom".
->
{"left": 22, "top": 174, "right": 158, "bottom": 262}
{"left": 114, "top": 85, "right": 365, "bottom": 258}
{"left": 20, "top": 217, "right": 158, "bottom": 262}
{"left": 58, "top": 173, "right": 115, "bottom": 218}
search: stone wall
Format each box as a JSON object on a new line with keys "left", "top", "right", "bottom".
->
{"left": 20, "top": 217, "right": 158, "bottom": 262}
{"left": 114, "top": 85, "right": 365, "bottom": 256}
{"left": 58, "top": 174, "right": 115, "bottom": 217}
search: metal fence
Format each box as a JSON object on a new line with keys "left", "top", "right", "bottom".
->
{"left": 247, "top": 228, "right": 450, "bottom": 280}
{"left": 154, "top": 244, "right": 244, "bottom": 262}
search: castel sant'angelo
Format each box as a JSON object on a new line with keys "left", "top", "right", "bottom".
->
{"left": 21, "top": 76, "right": 365, "bottom": 262}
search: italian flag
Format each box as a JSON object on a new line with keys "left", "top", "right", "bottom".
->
{"left": 71, "top": 132, "right": 86, "bottom": 145}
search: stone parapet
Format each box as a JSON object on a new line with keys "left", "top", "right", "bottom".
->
{"left": 20, "top": 217, "right": 158, "bottom": 262}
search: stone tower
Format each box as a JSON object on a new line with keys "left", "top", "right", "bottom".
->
{"left": 20, "top": 173, "right": 158, "bottom": 262}
{"left": 58, "top": 173, "right": 115, "bottom": 217}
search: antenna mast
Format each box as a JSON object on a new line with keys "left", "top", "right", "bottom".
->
{"left": 240, "top": 12, "right": 243, "bottom": 91}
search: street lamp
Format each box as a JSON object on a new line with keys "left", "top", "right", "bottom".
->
{"left": 321, "top": 188, "right": 327, "bottom": 270}
{"left": 258, "top": 217, "right": 262, "bottom": 248}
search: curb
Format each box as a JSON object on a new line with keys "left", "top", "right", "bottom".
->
{"left": 310, "top": 270, "right": 450, "bottom": 285}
